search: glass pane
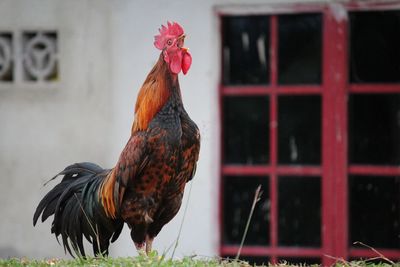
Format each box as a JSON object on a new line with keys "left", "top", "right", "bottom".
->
{"left": 349, "top": 175, "right": 400, "bottom": 249}
{"left": 223, "top": 176, "right": 270, "bottom": 245}
{"left": 222, "top": 16, "right": 269, "bottom": 85}
{"left": 349, "top": 94, "right": 400, "bottom": 165}
{"left": 278, "top": 13, "right": 322, "bottom": 84}
{"left": 349, "top": 11, "right": 400, "bottom": 83}
{"left": 278, "top": 176, "right": 321, "bottom": 247}
{"left": 223, "top": 96, "right": 269, "bottom": 165}
{"left": 278, "top": 95, "right": 321, "bottom": 165}
{"left": 278, "top": 257, "right": 321, "bottom": 265}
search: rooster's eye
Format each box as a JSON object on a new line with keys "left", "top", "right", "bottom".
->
{"left": 167, "top": 39, "right": 172, "bottom": 46}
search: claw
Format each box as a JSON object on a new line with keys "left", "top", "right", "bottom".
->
{"left": 135, "top": 242, "right": 146, "bottom": 255}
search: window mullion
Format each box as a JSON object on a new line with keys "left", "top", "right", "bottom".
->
{"left": 269, "top": 15, "right": 278, "bottom": 264}
{"left": 322, "top": 6, "right": 349, "bottom": 264}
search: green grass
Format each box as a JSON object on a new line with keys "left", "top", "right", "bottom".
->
{"left": 0, "top": 254, "right": 246, "bottom": 267}
{"left": 0, "top": 253, "right": 399, "bottom": 267}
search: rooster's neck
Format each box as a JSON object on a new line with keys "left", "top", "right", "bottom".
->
{"left": 131, "top": 55, "right": 181, "bottom": 133}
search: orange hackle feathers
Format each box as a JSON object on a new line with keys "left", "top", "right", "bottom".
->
{"left": 132, "top": 55, "right": 171, "bottom": 133}
{"left": 100, "top": 56, "right": 171, "bottom": 219}
{"left": 100, "top": 170, "right": 117, "bottom": 218}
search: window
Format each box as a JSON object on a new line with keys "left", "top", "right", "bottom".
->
{"left": 0, "top": 32, "right": 13, "bottom": 82}
{"left": 22, "top": 31, "right": 58, "bottom": 82}
{"left": 219, "top": 4, "right": 400, "bottom": 266}
{"left": 0, "top": 30, "right": 58, "bottom": 85}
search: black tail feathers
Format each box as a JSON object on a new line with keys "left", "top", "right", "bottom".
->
{"left": 33, "top": 162, "right": 123, "bottom": 257}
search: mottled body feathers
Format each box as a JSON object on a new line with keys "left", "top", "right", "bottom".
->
{"left": 101, "top": 54, "right": 200, "bottom": 248}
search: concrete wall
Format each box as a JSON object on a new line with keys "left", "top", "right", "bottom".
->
{"left": 0, "top": 0, "right": 329, "bottom": 260}
{"left": 0, "top": 0, "right": 114, "bottom": 258}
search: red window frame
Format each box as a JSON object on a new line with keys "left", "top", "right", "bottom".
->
{"left": 218, "top": 2, "right": 400, "bottom": 266}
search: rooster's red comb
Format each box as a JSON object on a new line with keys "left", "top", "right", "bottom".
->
{"left": 154, "top": 21, "right": 184, "bottom": 50}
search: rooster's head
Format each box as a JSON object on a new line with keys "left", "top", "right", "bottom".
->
{"left": 154, "top": 22, "right": 192, "bottom": 75}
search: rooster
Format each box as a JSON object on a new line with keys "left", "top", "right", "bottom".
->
{"left": 33, "top": 22, "right": 200, "bottom": 257}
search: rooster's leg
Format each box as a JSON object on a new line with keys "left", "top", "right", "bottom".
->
{"left": 145, "top": 235, "right": 154, "bottom": 255}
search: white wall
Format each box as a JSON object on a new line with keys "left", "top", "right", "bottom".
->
{"left": 0, "top": 0, "right": 114, "bottom": 258}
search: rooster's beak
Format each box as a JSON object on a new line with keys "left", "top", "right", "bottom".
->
{"left": 177, "top": 34, "right": 186, "bottom": 41}
{"left": 178, "top": 34, "right": 187, "bottom": 51}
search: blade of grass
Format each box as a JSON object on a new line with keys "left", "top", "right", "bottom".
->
{"left": 235, "top": 185, "right": 262, "bottom": 261}
{"left": 171, "top": 179, "right": 195, "bottom": 259}
{"left": 74, "top": 193, "right": 102, "bottom": 256}
{"left": 353, "top": 241, "right": 395, "bottom": 265}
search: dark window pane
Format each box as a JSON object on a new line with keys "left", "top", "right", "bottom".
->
{"left": 222, "top": 16, "right": 269, "bottom": 85}
{"left": 349, "top": 176, "right": 400, "bottom": 249}
{"left": 349, "top": 94, "right": 400, "bottom": 165}
{"left": 278, "top": 13, "right": 322, "bottom": 84}
{"left": 278, "top": 95, "right": 321, "bottom": 165}
{"left": 223, "top": 176, "right": 270, "bottom": 245}
{"left": 278, "top": 257, "right": 321, "bottom": 265}
{"left": 349, "top": 11, "right": 400, "bottom": 83}
{"left": 223, "top": 96, "right": 269, "bottom": 164}
{"left": 278, "top": 176, "right": 321, "bottom": 247}
{"left": 222, "top": 255, "right": 270, "bottom": 266}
